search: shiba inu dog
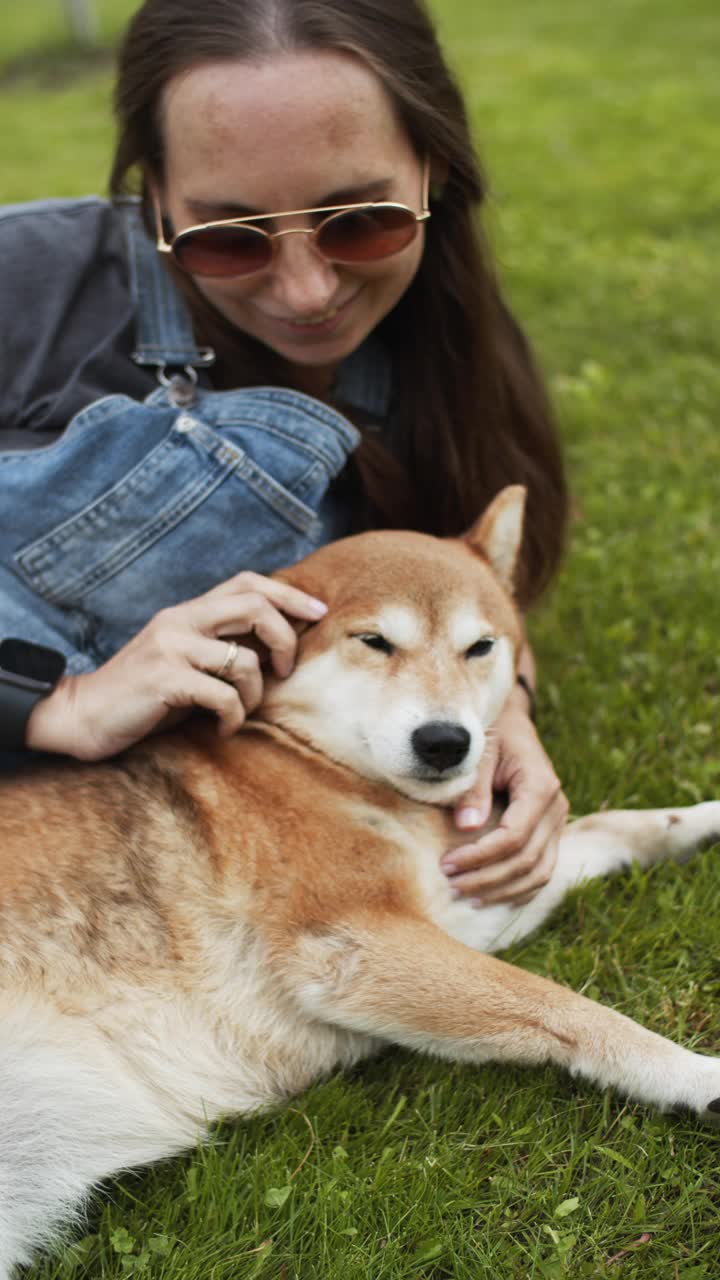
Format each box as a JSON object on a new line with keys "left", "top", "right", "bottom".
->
{"left": 1, "top": 485, "right": 719, "bottom": 1277}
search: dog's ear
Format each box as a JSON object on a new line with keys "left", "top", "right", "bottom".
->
{"left": 464, "top": 485, "right": 526, "bottom": 593}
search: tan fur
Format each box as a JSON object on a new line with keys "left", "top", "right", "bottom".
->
{"left": 1, "top": 487, "right": 719, "bottom": 1279}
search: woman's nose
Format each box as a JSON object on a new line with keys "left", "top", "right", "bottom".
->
{"left": 268, "top": 231, "right": 340, "bottom": 315}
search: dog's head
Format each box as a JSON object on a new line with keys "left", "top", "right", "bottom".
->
{"left": 260, "top": 486, "right": 526, "bottom": 804}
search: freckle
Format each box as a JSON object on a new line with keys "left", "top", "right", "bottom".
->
{"left": 667, "top": 814, "right": 681, "bottom": 827}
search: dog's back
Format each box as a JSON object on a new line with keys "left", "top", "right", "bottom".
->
{"left": 0, "top": 495, "right": 525, "bottom": 1277}
{"left": 3, "top": 488, "right": 720, "bottom": 1280}
{"left": 0, "top": 726, "right": 400, "bottom": 1276}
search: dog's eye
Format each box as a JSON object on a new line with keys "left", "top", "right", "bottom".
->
{"left": 466, "top": 637, "right": 495, "bottom": 659}
{"left": 355, "top": 633, "right": 395, "bottom": 655}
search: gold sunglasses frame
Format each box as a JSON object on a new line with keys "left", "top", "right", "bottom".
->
{"left": 153, "top": 157, "right": 431, "bottom": 277}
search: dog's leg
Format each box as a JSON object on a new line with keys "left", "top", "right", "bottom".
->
{"left": 477, "top": 801, "right": 720, "bottom": 951}
{"left": 291, "top": 915, "right": 720, "bottom": 1122}
{"left": 560, "top": 800, "right": 720, "bottom": 877}
{"left": 531, "top": 799, "right": 720, "bottom": 927}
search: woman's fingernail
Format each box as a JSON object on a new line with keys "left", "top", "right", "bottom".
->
{"left": 471, "top": 897, "right": 485, "bottom": 908}
{"left": 449, "top": 886, "right": 462, "bottom": 899}
{"left": 306, "top": 599, "right": 328, "bottom": 617}
{"left": 456, "top": 807, "right": 484, "bottom": 829}
{"left": 441, "top": 858, "right": 457, "bottom": 874}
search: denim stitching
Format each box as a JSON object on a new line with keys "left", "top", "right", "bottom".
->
{"left": 15, "top": 418, "right": 322, "bottom": 601}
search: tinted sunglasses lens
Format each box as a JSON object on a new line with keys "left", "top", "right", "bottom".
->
{"left": 172, "top": 225, "right": 272, "bottom": 277}
{"left": 317, "top": 206, "right": 417, "bottom": 263}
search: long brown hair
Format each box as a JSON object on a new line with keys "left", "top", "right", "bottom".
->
{"left": 111, "top": 0, "right": 567, "bottom": 606}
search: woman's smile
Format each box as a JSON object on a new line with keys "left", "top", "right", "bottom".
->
{"left": 262, "top": 288, "right": 364, "bottom": 337}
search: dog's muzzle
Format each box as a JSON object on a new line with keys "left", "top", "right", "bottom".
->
{"left": 411, "top": 721, "right": 471, "bottom": 777}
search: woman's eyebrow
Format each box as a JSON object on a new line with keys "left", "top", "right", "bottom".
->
{"left": 185, "top": 179, "right": 393, "bottom": 219}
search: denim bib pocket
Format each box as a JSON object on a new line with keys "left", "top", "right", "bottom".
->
{"left": 6, "top": 388, "right": 359, "bottom": 663}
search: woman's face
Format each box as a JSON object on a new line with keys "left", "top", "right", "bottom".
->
{"left": 158, "top": 50, "right": 426, "bottom": 392}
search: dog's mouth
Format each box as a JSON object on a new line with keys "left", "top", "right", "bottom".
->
{"left": 390, "top": 765, "right": 476, "bottom": 807}
{"left": 409, "top": 763, "right": 470, "bottom": 784}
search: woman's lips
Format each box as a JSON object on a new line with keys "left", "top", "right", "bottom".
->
{"left": 265, "top": 290, "right": 362, "bottom": 338}
{"left": 287, "top": 305, "right": 340, "bottom": 328}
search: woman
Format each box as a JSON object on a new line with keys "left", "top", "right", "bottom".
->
{"left": 0, "top": 0, "right": 568, "bottom": 902}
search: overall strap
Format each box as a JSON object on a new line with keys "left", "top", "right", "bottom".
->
{"left": 118, "top": 197, "right": 215, "bottom": 394}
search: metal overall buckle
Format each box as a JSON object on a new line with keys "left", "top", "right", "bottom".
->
{"left": 157, "top": 364, "right": 199, "bottom": 408}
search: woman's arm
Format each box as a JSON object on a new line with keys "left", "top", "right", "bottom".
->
{"left": 443, "top": 641, "right": 569, "bottom": 903}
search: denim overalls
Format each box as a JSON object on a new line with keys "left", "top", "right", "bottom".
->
{"left": 0, "top": 201, "right": 367, "bottom": 675}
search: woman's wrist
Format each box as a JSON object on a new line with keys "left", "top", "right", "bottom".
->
{"left": 25, "top": 678, "right": 78, "bottom": 755}
{"left": 515, "top": 673, "right": 536, "bottom": 721}
{"left": 503, "top": 676, "right": 536, "bottom": 721}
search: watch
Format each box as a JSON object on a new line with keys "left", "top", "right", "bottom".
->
{"left": 0, "top": 637, "right": 67, "bottom": 750}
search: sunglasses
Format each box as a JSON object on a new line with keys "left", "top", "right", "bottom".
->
{"left": 153, "top": 159, "right": 430, "bottom": 279}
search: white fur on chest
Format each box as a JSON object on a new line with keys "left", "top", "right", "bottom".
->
{"left": 352, "top": 802, "right": 525, "bottom": 954}
{"left": 415, "top": 842, "right": 522, "bottom": 953}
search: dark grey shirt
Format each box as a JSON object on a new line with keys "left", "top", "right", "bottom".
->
{"left": 0, "top": 198, "right": 161, "bottom": 449}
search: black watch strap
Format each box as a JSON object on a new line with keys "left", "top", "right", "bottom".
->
{"left": 0, "top": 639, "right": 67, "bottom": 750}
{"left": 0, "top": 680, "right": 52, "bottom": 750}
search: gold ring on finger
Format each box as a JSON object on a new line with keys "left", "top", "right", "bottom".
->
{"left": 214, "top": 639, "right": 240, "bottom": 681}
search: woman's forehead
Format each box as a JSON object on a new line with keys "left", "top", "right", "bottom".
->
{"left": 160, "top": 50, "right": 413, "bottom": 206}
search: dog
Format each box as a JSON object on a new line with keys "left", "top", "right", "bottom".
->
{"left": 1, "top": 484, "right": 719, "bottom": 1277}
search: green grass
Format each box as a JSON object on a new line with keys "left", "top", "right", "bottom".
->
{"left": 3, "top": 0, "right": 720, "bottom": 1276}
{"left": 0, "top": 0, "right": 136, "bottom": 197}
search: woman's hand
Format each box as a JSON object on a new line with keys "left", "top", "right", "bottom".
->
{"left": 441, "top": 694, "right": 568, "bottom": 905}
{"left": 26, "top": 573, "right": 327, "bottom": 762}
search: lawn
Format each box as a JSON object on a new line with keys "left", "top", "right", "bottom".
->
{"left": 2, "top": 1, "right": 720, "bottom": 1276}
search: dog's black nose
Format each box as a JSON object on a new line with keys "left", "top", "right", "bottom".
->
{"left": 411, "top": 721, "right": 471, "bottom": 772}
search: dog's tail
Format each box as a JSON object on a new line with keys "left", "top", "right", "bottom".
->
{"left": 0, "top": 998, "right": 195, "bottom": 1278}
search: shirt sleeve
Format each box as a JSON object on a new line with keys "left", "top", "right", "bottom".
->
{"left": 0, "top": 198, "right": 147, "bottom": 442}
